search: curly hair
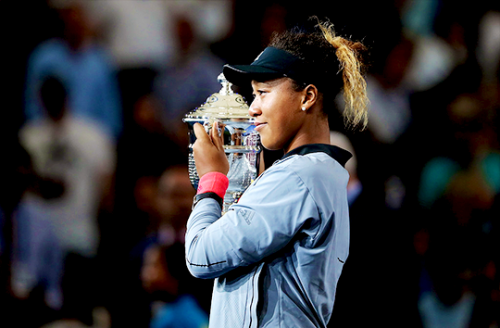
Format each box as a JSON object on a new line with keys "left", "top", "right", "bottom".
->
{"left": 269, "top": 19, "right": 369, "bottom": 129}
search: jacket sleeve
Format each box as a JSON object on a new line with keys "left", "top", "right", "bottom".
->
{"left": 185, "top": 165, "right": 319, "bottom": 279}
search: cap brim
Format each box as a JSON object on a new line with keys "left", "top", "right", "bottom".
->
{"left": 223, "top": 64, "right": 283, "bottom": 87}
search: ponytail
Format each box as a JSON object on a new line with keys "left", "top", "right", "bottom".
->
{"left": 317, "top": 22, "right": 369, "bottom": 129}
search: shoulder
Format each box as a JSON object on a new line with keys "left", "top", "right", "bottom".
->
{"left": 19, "top": 120, "right": 49, "bottom": 146}
{"left": 29, "top": 39, "right": 68, "bottom": 62}
{"left": 32, "top": 38, "right": 66, "bottom": 53}
{"left": 279, "top": 152, "right": 349, "bottom": 185}
{"left": 237, "top": 159, "right": 311, "bottom": 208}
{"left": 251, "top": 160, "right": 306, "bottom": 193}
{"left": 247, "top": 152, "right": 348, "bottom": 201}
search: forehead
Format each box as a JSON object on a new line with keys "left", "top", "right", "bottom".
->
{"left": 251, "top": 77, "right": 289, "bottom": 89}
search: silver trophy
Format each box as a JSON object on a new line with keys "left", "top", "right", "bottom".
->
{"left": 183, "top": 73, "right": 261, "bottom": 213}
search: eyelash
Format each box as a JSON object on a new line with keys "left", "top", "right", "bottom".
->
{"left": 252, "top": 90, "right": 266, "bottom": 98}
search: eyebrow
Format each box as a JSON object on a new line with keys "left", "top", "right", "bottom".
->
{"left": 251, "top": 78, "right": 285, "bottom": 89}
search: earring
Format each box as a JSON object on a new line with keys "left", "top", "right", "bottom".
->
{"left": 302, "top": 106, "right": 307, "bottom": 111}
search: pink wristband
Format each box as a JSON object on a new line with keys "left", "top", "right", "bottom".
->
{"left": 197, "top": 172, "right": 229, "bottom": 199}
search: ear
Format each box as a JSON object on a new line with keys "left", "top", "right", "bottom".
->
{"left": 301, "top": 84, "right": 319, "bottom": 110}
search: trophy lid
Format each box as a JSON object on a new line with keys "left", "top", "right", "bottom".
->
{"left": 183, "top": 73, "right": 251, "bottom": 121}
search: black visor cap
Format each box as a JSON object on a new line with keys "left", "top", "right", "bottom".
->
{"left": 223, "top": 47, "right": 312, "bottom": 88}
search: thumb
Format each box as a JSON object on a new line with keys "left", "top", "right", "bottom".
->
{"left": 193, "top": 123, "right": 210, "bottom": 143}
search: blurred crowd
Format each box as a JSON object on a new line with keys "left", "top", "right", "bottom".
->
{"left": 1, "top": 0, "right": 500, "bottom": 327}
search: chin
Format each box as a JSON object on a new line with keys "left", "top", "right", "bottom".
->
{"left": 261, "top": 140, "right": 282, "bottom": 151}
{"left": 260, "top": 132, "right": 288, "bottom": 151}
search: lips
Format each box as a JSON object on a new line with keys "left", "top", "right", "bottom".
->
{"left": 254, "top": 122, "right": 267, "bottom": 131}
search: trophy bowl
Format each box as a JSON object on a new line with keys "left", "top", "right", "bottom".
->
{"left": 182, "top": 73, "right": 261, "bottom": 213}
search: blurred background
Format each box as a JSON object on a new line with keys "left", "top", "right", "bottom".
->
{"left": 1, "top": 0, "right": 500, "bottom": 327}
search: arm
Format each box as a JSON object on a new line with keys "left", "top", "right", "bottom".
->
{"left": 185, "top": 122, "right": 317, "bottom": 279}
{"left": 185, "top": 165, "right": 317, "bottom": 279}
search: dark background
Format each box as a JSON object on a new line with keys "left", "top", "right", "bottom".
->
{"left": 1, "top": 0, "right": 500, "bottom": 327}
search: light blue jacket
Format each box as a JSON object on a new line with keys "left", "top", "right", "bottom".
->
{"left": 185, "top": 144, "right": 351, "bottom": 327}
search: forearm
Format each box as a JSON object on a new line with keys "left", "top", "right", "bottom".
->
{"left": 185, "top": 197, "right": 241, "bottom": 279}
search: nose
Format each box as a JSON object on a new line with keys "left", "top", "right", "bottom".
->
{"left": 249, "top": 100, "right": 261, "bottom": 117}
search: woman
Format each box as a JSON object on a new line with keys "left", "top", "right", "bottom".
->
{"left": 185, "top": 19, "right": 368, "bottom": 327}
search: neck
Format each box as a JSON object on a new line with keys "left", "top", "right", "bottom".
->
{"left": 284, "top": 113, "right": 330, "bottom": 153}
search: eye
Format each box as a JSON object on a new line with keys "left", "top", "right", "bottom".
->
{"left": 252, "top": 90, "right": 266, "bottom": 99}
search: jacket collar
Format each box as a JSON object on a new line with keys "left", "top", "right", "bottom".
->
{"left": 281, "top": 144, "right": 352, "bottom": 167}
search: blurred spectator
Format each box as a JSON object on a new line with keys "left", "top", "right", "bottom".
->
{"left": 0, "top": 0, "right": 64, "bottom": 143}
{"left": 418, "top": 93, "right": 499, "bottom": 215}
{"left": 85, "top": 0, "right": 174, "bottom": 73}
{"left": 328, "top": 131, "right": 363, "bottom": 327}
{"left": 141, "top": 243, "right": 208, "bottom": 328}
{"left": 404, "top": 2, "right": 484, "bottom": 92}
{"left": 477, "top": 9, "right": 500, "bottom": 82}
{"left": 85, "top": 0, "right": 231, "bottom": 72}
{"left": 329, "top": 132, "right": 362, "bottom": 206}
{"left": 364, "top": 34, "right": 415, "bottom": 146}
{"left": 81, "top": 0, "right": 232, "bottom": 148}
{"left": 3, "top": 2, "right": 500, "bottom": 327}
{"left": 155, "top": 165, "right": 196, "bottom": 246}
{"left": 413, "top": 204, "right": 499, "bottom": 328}
{"left": 109, "top": 164, "right": 212, "bottom": 327}
{"left": 211, "top": 2, "right": 289, "bottom": 101}
{"left": 148, "top": 164, "right": 211, "bottom": 311}
{"left": 14, "top": 75, "right": 116, "bottom": 325}
{"left": 138, "top": 165, "right": 211, "bottom": 328}
{"left": 83, "top": 0, "right": 173, "bottom": 148}
{"left": 121, "top": 163, "right": 196, "bottom": 253}
{"left": 415, "top": 84, "right": 500, "bottom": 326}
{"left": 402, "top": 58, "right": 484, "bottom": 218}
{"left": 98, "top": 90, "right": 180, "bottom": 327}
{"left": 329, "top": 129, "right": 418, "bottom": 326}
{"left": 40, "top": 306, "right": 111, "bottom": 328}
{"left": 153, "top": 14, "right": 225, "bottom": 145}
{"left": 417, "top": 242, "right": 477, "bottom": 328}
{"left": 355, "top": 3, "right": 415, "bottom": 149}
{"left": 168, "top": 1, "right": 233, "bottom": 49}
{"left": 0, "top": 140, "right": 33, "bottom": 262}
{"left": 0, "top": 138, "right": 37, "bottom": 326}
{"left": 138, "top": 164, "right": 212, "bottom": 308}
{"left": 111, "top": 90, "right": 185, "bottom": 253}
{"left": 24, "top": 0, "right": 122, "bottom": 140}
{"left": 334, "top": 8, "right": 415, "bottom": 218}
{"left": 401, "top": 0, "right": 440, "bottom": 37}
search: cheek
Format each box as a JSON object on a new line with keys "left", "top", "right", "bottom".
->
{"left": 275, "top": 107, "right": 299, "bottom": 134}
{"left": 260, "top": 91, "right": 302, "bottom": 147}
{"left": 260, "top": 119, "right": 295, "bottom": 150}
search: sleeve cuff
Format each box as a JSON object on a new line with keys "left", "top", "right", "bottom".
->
{"left": 197, "top": 172, "right": 229, "bottom": 199}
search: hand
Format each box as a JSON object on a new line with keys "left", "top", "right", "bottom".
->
{"left": 192, "top": 122, "right": 229, "bottom": 178}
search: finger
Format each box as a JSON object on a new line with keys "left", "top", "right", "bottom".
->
{"left": 193, "top": 123, "right": 210, "bottom": 143}
{"left": 209, "top": 122, "right": 216, "bottom": 143}
{"left": 212, "top": 122, "right": 223, "bottom": 150}
{"left": 218, "top": 123, "right": 226, "bottom": 150}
